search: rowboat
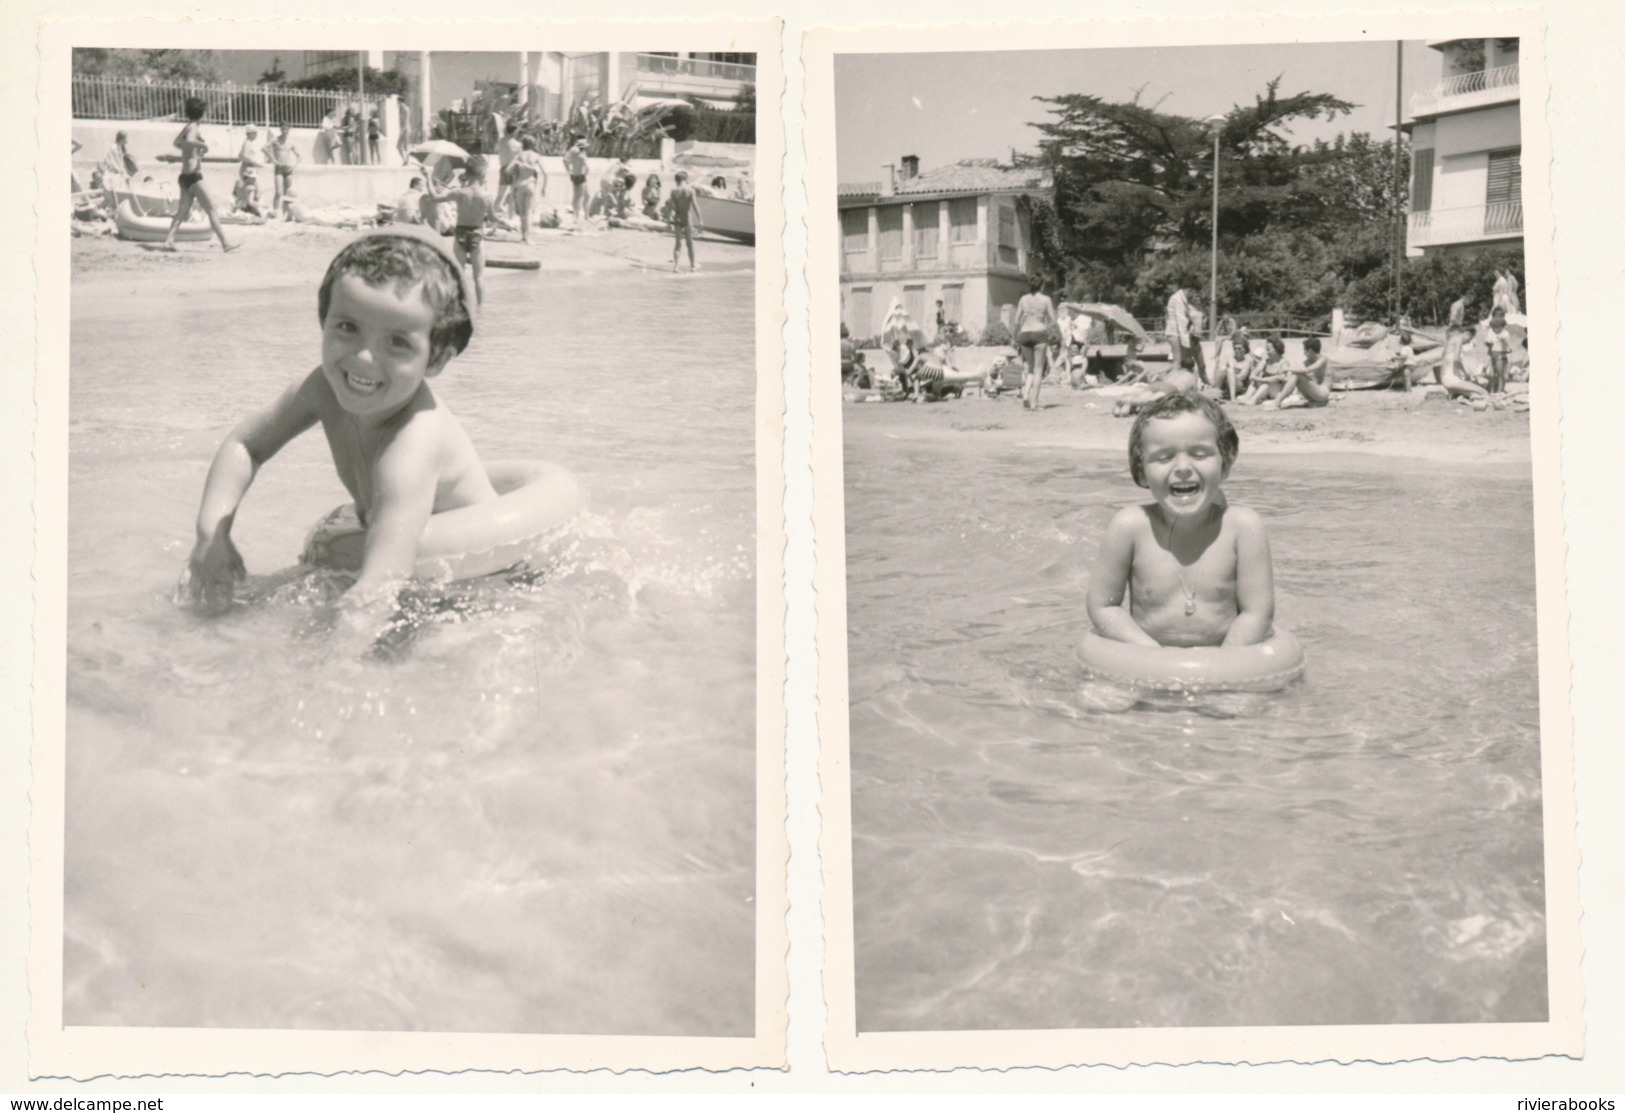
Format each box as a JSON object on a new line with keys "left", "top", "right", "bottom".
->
{"left": 693, "top": 194, "right": 754, "bottom": 244}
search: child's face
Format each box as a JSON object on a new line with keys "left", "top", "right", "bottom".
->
{"left": 320, "top": 274, "right": 445, "bottom": 423}
{"left": 1139, "top": 411, "right": 1229, "bottom": 519}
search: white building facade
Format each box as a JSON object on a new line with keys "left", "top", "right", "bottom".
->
{"left": 1405, "top": 37, "right": 1523, "bottom": 256}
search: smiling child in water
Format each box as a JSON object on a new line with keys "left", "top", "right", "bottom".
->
{"left": 1086, "top": 392, "right": 1274, "bottom": 648}
{"left": 180, "top": 231, "right": 498, "bottom": 629}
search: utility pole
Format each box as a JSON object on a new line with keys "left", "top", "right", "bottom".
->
{"left": 1394, "top": 42, "right": 1410, "bottom": 388}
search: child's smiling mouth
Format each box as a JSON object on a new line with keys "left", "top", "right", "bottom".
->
{"left": 343, "top": 370, "right": 384, "bottom": 394}
{"left": 1169, "top": 479, "right": 1202, "bottom": 498}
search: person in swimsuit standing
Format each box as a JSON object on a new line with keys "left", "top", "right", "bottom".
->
{"left": 508, "top": 138, "right": 549, "bottom": 245}
{"left": 666, "top": 170, "right": 705, "bottom": 272}
{"left": 267, "top": 122, "right": 300, "bottom": 221}
{"left": 423, "top": 155, "right": 491, "bottom": 306}
{"left": 564, "top": 137, "right": 591, "bottom": 233}
{"left": 1013, "top": 274, "right": 1056, "bottom": 410}
{"left": 161, "top": 96, "right": 236, "bottom": 253}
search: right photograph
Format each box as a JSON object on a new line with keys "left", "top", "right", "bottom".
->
{"left": 810, "top": 17, "right": 1581, "bottom": 1071}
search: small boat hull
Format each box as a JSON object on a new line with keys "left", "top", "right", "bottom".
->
{"left": 115, "top": 200, "right": 210, "bottom": 243}
{"left": 694, "top": 195, "right": 754, "bottom": 244}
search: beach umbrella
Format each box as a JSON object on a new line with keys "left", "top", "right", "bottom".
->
{"left": 409, "top": 140, "right": 470, "bottom": 162}
{"left": 1060, "top": 302, "right": 1150, "bottom": 344}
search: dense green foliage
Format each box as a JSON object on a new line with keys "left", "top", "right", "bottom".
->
{"left": 73, "top": 48, "right": 224, "bottom": 83}
{"left": 287, "top": 67, "right": 411, "bottom": 97}
{"left": 1019, "top": 78, "right": 1522, "bottom": 325}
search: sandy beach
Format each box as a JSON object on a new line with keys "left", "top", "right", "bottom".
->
{"left": 71, "top": 214, "right": 754, "bottom": 289}
{"left": 841, "top": 374, "right": 1534, "bottom": 469}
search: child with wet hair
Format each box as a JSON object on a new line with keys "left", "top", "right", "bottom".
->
{"left": 1088, "top": 391, "right": 1275, "bottom": 648}
{"left": 180, "top": 231, "right": 499, "bottom": 626}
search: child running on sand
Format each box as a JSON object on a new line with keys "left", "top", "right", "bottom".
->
{"left": 1088, "top": 391, "right": 1274, "bottom": 648}
{"left": 666, "top": 170, "right": 704, "bottom": 272}
{"left": 178, "top": 231, "right": 537, "bottom": 630}
{"left": 424, "top": 155, "right": 491, "bottom": 306}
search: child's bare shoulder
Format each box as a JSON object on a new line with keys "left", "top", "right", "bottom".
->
{"left": 1222, "top": 503, "right": 1268, "bottom": 538}
{"left": 1104, "top": 503, "right": 1155, "bottom": 539}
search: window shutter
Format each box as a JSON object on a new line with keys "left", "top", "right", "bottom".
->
{"left": 1411, "top": 148, "right": 1434, "bottom": 212}
{"left": 1486, "top": 148, "right": 1521, "bottom": 205}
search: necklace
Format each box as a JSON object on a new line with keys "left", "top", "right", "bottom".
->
{"left": 1159, "top": 512, "right": 1198, "bottom": 616}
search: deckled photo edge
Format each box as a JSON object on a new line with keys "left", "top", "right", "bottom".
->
{"left": 30, "top": 14, "right": 789, "bottom": 1079}
{"left": 804, "top": 10, "right": 1582, "bottom": 1073}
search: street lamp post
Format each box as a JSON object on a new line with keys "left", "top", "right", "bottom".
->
{"left": 1206, "top": 114, "right": 1225, "bottom": 341}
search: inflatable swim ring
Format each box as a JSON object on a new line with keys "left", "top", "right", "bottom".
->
{"left": 1078, "top": 629, "right": 1305, "bottom": 693}
{"left": 302, "top": 459, "right": 579, "bottom": 582}
{"left": 115, "top": 200, "right": 210, "bottom": 243}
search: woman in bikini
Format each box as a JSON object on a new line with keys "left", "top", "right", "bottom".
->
{"left": 161, "top": 96, "right": 236, "bottom": 253}
{"left": 1013, "top": 274, "right": 1057, "bottom": 410}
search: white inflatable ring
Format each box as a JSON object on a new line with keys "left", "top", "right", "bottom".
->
{"left": 302, "top": 459, "right": 579, "bottom": 582}
{"left": 1079, "top": 629, "right": 1305, "bottom": 692}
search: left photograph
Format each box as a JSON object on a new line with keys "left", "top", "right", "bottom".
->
{"left": 33, "top": 26, "right": 785, "bottom": 1076}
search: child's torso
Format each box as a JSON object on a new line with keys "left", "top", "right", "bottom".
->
{"left": 1129, "top": 504, "right": 1241, "bottom": 647}
{"left": 311, "top": 375, "right": 495, "bottom": 523}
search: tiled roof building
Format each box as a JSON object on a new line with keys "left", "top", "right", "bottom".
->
{"left": 838, "top": 156, "right": 1053, "bottom": 341}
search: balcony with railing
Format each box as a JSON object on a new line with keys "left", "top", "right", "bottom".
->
{"left": 1409, "top": 63, "right": 1520, "bottom": 117}
{"left": 633, "top": 53, "right": 755, "bottom": 101}
{"left": 1408, "top": 201, "right": 1523, "bottom": 249}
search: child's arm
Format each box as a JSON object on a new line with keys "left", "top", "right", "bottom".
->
{"left": 338, "top": 422, "right": 441, "bottom": 623}
{"left": 1223, "top": 507, "right": 1274, "bottom": 647}
{"left": 182, "top": 372, "right": 323, "bottom": 611}
{"left": 1086, "top": 508, "right": 1160, "bottom": 646}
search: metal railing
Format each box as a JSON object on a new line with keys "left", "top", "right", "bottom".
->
{"left": 72, "top": 74, "right": 387, "bottom": 130}
{"left": 1410, "top": 63, "right": 1519, "bottom": 115}
{"left": 634, "top": 53, "right": 755, "bottom": 83}
{"left": 1408, "top": 201, "right": 1524, "bottom": 247}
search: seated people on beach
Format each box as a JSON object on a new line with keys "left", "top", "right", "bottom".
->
{"left": 1435, "top": 324, "right": 1490, "bottom": 402}
{"left": 392, "top": 177, "right": 427, "bottom": 225}
{"left": 1213, "top": 331, "right": 1256, "bottom": 400}
{"left": 888, "top": 333, "right": 919, "bottom": 397}
{"left": 1238, "top": 337, "right": 1290, "bottom": 405}
{"left": 424, "top": 156, "right": 491, "bottom": 306}
{"left": 178, "top": 232, "right": 562, "bottom": 637}
{"left": 1087, "top": 392, "right": 1274, "bottom": 648}
{"left": 1270, "top": 337, "right": 1331, "bottom": 408}
{"left": 840, "top": 324, "right": 858, "bottom": 382}
{"left": 231, "top": 165, "right": 263, "bottom": 219}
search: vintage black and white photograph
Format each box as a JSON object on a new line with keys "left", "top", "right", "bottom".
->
{"left": 30, "top": 21, "right": 785, "bottom": 1075}
{"left": 809, "top": 14, "right": 1579, "bottom": 1070}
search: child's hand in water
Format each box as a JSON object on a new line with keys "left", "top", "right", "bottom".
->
{"left": 179, "top": 532, "right": 246, "bottom": 614}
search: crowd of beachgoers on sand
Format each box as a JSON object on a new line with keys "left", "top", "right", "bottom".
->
{"left": 72, "top": 99, "right": 755, "bottom": 290}
{"left": 841, "top": 270, "right": 1531, "bottom": 418}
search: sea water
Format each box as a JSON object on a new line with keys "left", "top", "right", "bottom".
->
{"left": 845, "top": 432, "right": 1545, "bottom": 1031}
{"left": 65, "top": 259, "right": 756, "bottom": 1034}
